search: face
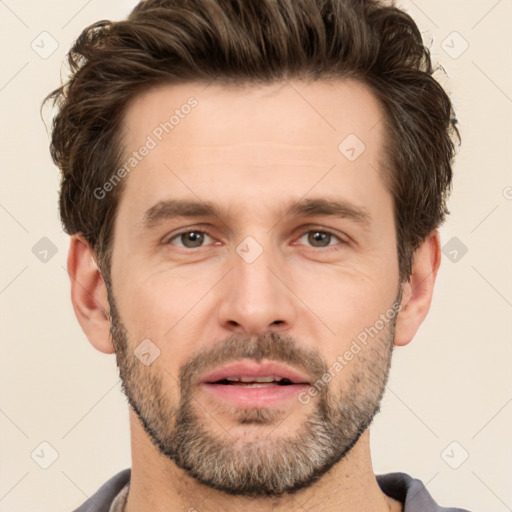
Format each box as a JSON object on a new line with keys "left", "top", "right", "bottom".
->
{"left": 107, "top": 79, "right": 402, "bottom": 496}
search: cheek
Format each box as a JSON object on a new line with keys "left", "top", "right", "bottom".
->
{"left": 292, "top": 261, "right": 398, "bottom": 344}
{"left": 113, "top": 268, "right": 213, "bottom": 344}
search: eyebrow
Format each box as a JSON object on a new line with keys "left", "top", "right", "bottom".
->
{"left": 142, "top": 197, "right": 371, "bottom": 230}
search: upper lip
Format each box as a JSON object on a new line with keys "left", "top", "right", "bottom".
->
{"left": 200, "top": 360, "right": 311, "bottom": 385}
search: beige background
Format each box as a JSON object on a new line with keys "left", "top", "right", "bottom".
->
{"left": 1, "top": 1, "right": 511, "bottom": 511}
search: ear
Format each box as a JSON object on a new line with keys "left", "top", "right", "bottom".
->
{"left": 67, "top": 234, "right": 115, "bottom": 354}
{"left": 394, "top": 230, "right": 442, "bottom": 347}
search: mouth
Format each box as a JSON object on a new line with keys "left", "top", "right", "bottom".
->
{"left": 199, "top": 360, "right": 311, "bottom": 407}
{"left": 212, "top": 376, "right": 297, "bottom": 387}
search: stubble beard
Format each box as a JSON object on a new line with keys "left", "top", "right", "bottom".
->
{"left": 108, "top": 293, "right": 398, "bottom": 497}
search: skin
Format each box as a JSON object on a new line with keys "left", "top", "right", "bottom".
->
{"left": 68, "top": 78, "right": 441, "bottom": 512}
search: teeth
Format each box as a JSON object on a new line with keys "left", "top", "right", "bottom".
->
{"left": 241, "top": 376, "right": 276, "bottom": 383}
{"left": 225, "top": 376, "right": 279, "bottom": 383}
{"left": 238, "top": 383, "right": 275, "bottom": 388}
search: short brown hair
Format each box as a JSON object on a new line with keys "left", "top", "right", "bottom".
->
{"left": 44, "top": 0, "right": 459, "bottom": 283}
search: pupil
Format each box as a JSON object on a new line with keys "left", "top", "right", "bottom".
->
{"left": 309, "top": 231, "right": 330, "bottom": 247}
{"left": 183, "top": 232, "right": 203, "bottom": 248}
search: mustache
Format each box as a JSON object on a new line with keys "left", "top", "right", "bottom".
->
{"left": 179, "top": 331, "right": 328, "bottom": 391}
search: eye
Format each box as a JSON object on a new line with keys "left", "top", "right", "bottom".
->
{"left": 296, "top": 229, "right": 345, "bottom": 249}
{"left": 164, "top": 228, "right": 346, "bottom": 250}
{"left": 167, "top": 230, "right": 214, "bottom": 249}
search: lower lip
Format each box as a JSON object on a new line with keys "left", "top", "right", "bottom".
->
{"left": 201, "top": 383, "right": 310, "bottom": 407}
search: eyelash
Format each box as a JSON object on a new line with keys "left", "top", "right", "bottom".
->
{"left": 164, "top": 227, "right": 348, "bottom": 250}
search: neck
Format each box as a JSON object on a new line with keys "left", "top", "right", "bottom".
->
{"left": 124, "top": 410, "right": 402, "bottom": 512}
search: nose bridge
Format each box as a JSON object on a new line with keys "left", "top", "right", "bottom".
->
{"left": 217, "top": 234, "right": 296, "bottom": 333}
{"left": 235, "top": 240, "right": 275, "bottom": 301}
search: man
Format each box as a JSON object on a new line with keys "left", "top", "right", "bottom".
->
{"left": 44, "top": 0, "right": 469, "bottom": 510}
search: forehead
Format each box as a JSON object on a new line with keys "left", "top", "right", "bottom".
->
{"left": 116, "top": 78, "right": 388, "bottom": 225}
{"left": 121, "top": 78, "right": 384, "bottom": 154}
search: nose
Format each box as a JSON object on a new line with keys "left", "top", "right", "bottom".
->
{"left": 217, "top": 242, "right": 298, "bottom": 335}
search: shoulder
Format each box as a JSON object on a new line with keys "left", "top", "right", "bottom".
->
{"left": 72, "top": 468, "right": 131, "bottom": 512}
{"left": 376, "top": 472, "right": 473, "bottom": 512}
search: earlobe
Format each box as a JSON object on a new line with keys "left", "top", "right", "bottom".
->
{"left": 67, "top": 234, "right": 115, "bottom": 354}
{"left": 394, "top": 230, "right": 442, "bottom": 347}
